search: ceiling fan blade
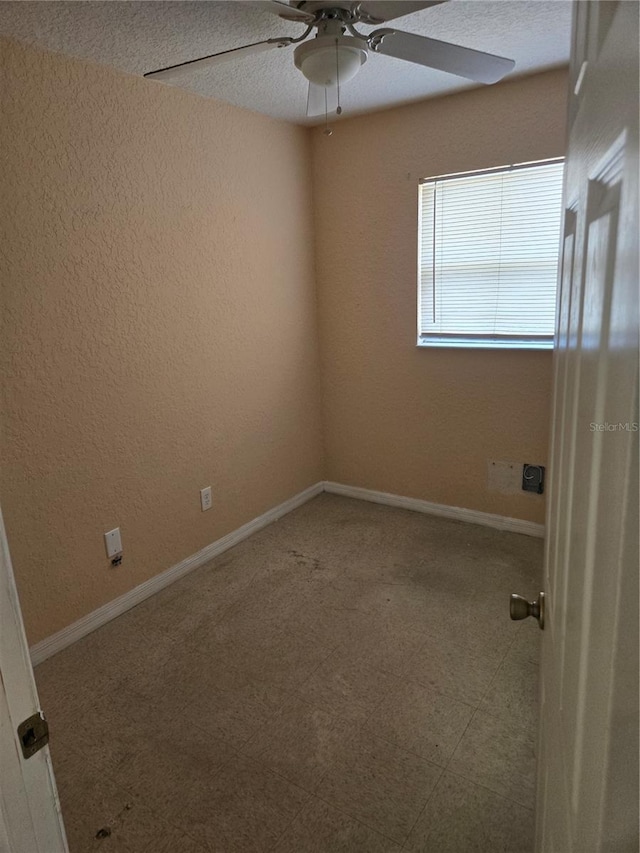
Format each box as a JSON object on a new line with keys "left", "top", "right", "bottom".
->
{"left": 355, "top": 1, "right": 447, "bottom": 24}
{"left": 307, "top": 82, "right": 338, "bottom": 117}
{"left": 369, "top": 29, "right": 515, "bottom": 83}
{"left": 144, "top": 38, "right": 293, "bottom": 82}
{"left": 249, "top": 1, "right": 316, "bottom": 23}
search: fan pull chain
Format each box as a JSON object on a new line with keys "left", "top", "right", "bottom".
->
{"left": 334, "top": 38, "right": 342, "bottom": 116}
{"left": 323, "top": 88, "right": 332, "bottom": 136}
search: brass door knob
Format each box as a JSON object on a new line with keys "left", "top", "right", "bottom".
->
{"left": 510, "top": 592, "right": 545, "bottom": 630}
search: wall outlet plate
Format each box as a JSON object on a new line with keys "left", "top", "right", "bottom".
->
{"left": 104, "top": 527, "right": 122, "bottom": 558}
{"left": 522, "top": 464, "right": 545, "bottom": 494}
{"left": 200, "top": 486, "right": 212, "bottom": 512}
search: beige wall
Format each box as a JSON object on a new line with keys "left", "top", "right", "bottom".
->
{"left": 0, "top": 38, "right": 324, "bottom": 644}
{"left": 311, "top": 69, "right": 568, "bottom": 525}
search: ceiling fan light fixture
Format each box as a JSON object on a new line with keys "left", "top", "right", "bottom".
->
{"left": 294, "top": 36, "right": 367, "bottom": 87}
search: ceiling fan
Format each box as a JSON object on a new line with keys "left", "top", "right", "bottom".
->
{"left": 144, "top": 1, "right": 516, "bottom": 118}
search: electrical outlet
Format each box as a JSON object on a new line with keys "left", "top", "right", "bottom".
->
{"left": 200, "top": 486, "right": 212, "bottom": 512}
{"left": 104, "top": 527, "right": 122, "bottom": 559}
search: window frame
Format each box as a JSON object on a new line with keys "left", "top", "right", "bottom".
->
{"left": 416, "top": 157, "right": 565, "bottom": 351}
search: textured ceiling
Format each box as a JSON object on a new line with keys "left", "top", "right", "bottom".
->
{"left": 0, "top": 0, "right": 572, "bottom": 125}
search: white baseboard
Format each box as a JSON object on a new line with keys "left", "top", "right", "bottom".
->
{"left": 29, "top": 481, "right": 323, "bottom": 666}
{"left": 323, "top": 481, "right": 545, "bottom": 538}
{"left": 30, "top": 478, "right": 543, "bottom": 665}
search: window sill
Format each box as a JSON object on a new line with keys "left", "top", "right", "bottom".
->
{"left": 417, "top": 337, "right": 554, "bottom": 351}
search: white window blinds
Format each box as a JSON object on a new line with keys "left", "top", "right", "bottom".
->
{"left": 418, "top": 159, "right": 564, "bottom": 349}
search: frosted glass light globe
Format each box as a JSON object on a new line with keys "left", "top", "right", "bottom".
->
{"left": 294, "top": 36, "right": 367, "bottom": 87}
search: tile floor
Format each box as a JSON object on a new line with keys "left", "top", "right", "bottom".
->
{"left": 35, "top": 494, "right": 542, "bottom": 852}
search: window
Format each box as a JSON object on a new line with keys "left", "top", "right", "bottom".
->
{"left": 417, "top": 158, "right": 565, "bottom": 349}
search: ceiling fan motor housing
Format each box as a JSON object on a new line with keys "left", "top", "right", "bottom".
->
{"left": 294, "top": 35, "right": 368, "bottom": 86}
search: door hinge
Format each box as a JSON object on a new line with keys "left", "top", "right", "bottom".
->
{"left": 17, "top": 711, "right": 49, "bottom": 759}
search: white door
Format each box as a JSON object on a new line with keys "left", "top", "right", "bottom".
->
{"left": 536, "top": 1, "right": 639, "bottom": 851}
{"left": 0, "top": 506, "right": 68, "bottom": 853}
